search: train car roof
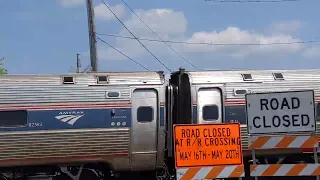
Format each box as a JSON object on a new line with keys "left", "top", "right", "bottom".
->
{"left": 0, "top": 71, "right": 165, "bottom": 85}
{"left": 181, "top": 68, "right": 320, "bottom": 84}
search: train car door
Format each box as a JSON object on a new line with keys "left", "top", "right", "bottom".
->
{"left": 197, "top": 87, "right": 222, "bottom": 124}
{"left": 131, "top": 89, "right": 158, "bottom": 170}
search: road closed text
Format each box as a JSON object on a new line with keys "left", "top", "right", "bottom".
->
{"left": 179, "top": 127, "right": 241, "bottom": 147}
{"left": 252, "top": 97, "right": 310, "bottom": 128}
{"left": 246, "top": 90, "right": 316, "bottom": 134}
{"left": 173, "top": 124, "right": 242, "bottom": 167}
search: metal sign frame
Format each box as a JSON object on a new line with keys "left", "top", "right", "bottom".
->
{"left": 245, "top": 90, "right": 316, "bottom": 135}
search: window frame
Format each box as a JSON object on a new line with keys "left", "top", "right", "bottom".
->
{"left": 0, "top": 110, "right": 28, "bottom": 128}
{"left": 137, "top": 106, "right": 154, "bottom": 123}
{"left": 202, "top": 104, "right": 220, "bottom": 121}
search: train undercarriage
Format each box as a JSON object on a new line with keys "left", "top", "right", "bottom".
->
{"left": 0, "top": 163, "right": 111, "bottom": 180}
{"left": 0, "top": 163, "right": 169, "bottom": 180}
{"left": 6, "top": 151, "right": 310, "bottom": 179}
{"left": 0, "top": 152, "right": 318, "bottom": 180}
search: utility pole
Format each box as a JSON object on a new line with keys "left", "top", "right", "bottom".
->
{"left": 76, "top": 53, "right": 81, "bottom": 73}
{"left": 69, "top": 54, "right": 90, "bottom": 74}
{"left": 86, "top": 0, "right": 98, "bottom": 72}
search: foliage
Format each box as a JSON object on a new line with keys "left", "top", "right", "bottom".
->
{"left": 0, "top": 58, "right": 7, "bottom": 74}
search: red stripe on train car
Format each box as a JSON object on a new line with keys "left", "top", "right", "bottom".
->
{"left": 0, "top": 102, "right": 131, "bottom": 107}
{"left": 0, "top": 153, "right": 129, "bottom": 163}
{"left": 225, "top": 99, "right": 320, "bottom": 105}
{"left": 0, "top": 104, "right": 131, "bottom": 110}
{"left": 0, "top": 102, "right": 165, "bottom": 110}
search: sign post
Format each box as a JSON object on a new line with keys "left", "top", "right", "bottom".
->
{"left": 245, "top": 90, "right": 320, "bottom": 179}
{"left": 173, "top": 123, "right": 244, "bottom": 179}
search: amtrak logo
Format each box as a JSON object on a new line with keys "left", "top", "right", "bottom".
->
{"left": 55, "top": 111, "right": 85, "bottom": 125}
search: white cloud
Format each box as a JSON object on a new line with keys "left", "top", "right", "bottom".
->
{"left": 57, "top": 0, "right": 84, "bottom": 8}
{"left": 119, "top": 9, "right": 187, "bottom": 37}
{"left": 269, "top": 20, "right": 301, "bottom": 33}
{"left": 96, "top": 8, "right": 306, "bottom": 61}
{"left": 98, "top": 8, "right": 187, "bottom": 61}
{"left": 184, "top": 27, "right": 303, "bottom": 58}
{"left": 303, "top": 46, "right": 320, "bottom": 57}
{"left": 94, "top": 3, "right": 126, "bottom": 20}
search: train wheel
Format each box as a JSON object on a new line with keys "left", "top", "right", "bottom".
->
{"left": 79, "top": 169, "right": 101, "bottom": 180}
{"left": 52, "top": 173, "right": 73, "bottom": 180}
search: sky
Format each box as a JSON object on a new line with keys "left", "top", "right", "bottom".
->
{"left": 0, "top": 0, "right": 319, "bottom": 74}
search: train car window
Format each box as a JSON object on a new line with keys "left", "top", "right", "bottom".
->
{"left": 273, "top": 73, "right": 284, "bottom": 80}
{"left": 202, "top": 105, "right": 219, "bottom": 121}
{"left": 317, "top": 103, "right": 320, "bottom": 119}
{"left": 62, "top": 76, "right": 75, "bottom": 84}
{"left": 241, "top": 74, "right": 253, "bottom": 81}
{"left": 137, "top": 106, "right": 154, "bottom": 123}
{"left": 97, "top": 76, "right": 108, "bottom": 84}
{"left": 107, "top": 92, "right": 120, "bottom": 98}
{"left": 0, "top": 110, "right": 28, "bottom": 127}
{"left": 234, "top": 89, "right": 247, "bottom": 95}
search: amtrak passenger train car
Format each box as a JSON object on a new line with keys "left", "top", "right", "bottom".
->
{"left": 1, "top": 68, "right": 320, "bottom": 179}
{"left": 168, "top": 69, "right": 320, "bottom": 158}
{"left": 0, "top": 71, "right": 167, "bottom": 180}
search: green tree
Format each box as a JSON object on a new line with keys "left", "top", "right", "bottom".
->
{"left": 0, "top": 58, "right": 7, "bottom": 74}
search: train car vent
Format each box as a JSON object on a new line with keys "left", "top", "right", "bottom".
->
{"left": 62, "top": 76, "right": 75, "bottom": 84}
{"left": 97, "top": 76, "right": 108, "bottom": 84}
{"left": 241, "top": 74, "right": 253, "bottom": 81}
{"left": 273, "top": 73, "right": 284, "bottom": 80}
{"left": 234, "top": 89, "right": 247, "bottom": 95}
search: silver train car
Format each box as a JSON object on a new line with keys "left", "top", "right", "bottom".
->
{"left": 0, "top": 68, "right": 320, "bottom": 179}
{"left": 0, "top": 71, "right": 167, "bottom": 180}
{"left": 168, "top": 69, "right": 320, "bottom": 158}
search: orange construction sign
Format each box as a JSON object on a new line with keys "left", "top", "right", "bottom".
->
{"left": 173, "top": 123, "right": 243, "bottom": 168}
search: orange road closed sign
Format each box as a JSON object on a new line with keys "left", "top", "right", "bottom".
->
{"left": 173, "top": 123, "right": 243, "bottom": 168}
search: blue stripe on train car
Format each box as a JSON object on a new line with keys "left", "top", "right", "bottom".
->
{"left": 0, "top": 108, "right": 132, "bottom": 132}
{"left": 192, "top": 105, "right": 245, "bottom": 124}
{"left": 224, "top": 105, "right": 247, "bottom": 124}
{"left": 0, "top": 106, "right": 165, "bottom": 132}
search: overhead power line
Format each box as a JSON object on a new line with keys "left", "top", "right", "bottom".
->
{"left": 96, "top": 33, "right": 320, "bottom": 46}
{"left": 204, "top": 0, "right": 301, "bottom": 3}
{"left": 97, "top": 36, "right": 150, "bottom": 71}
{"left": 97, "top": 37, "right": 172, "bottom": 83}
{"left": 120, "top": 0, "right": 197, "bottom": 69}
{"left": 100, "top": 0, "right": 172, "bottom": 72}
